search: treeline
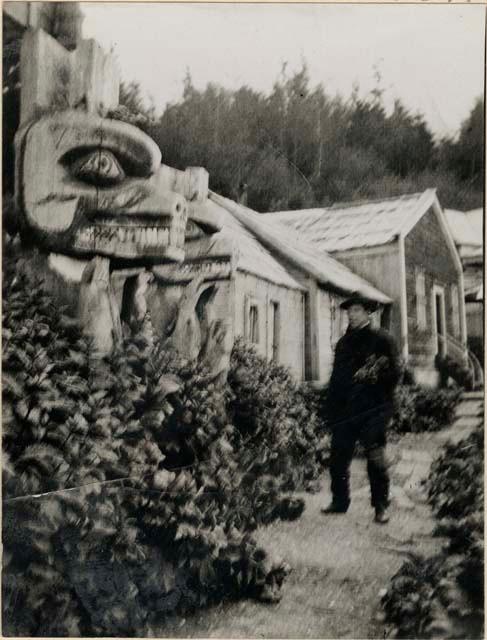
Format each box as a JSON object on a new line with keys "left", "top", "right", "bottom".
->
{"left": 121, "top": 65, "right": 483, "bottom": 212}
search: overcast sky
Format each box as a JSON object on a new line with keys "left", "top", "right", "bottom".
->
{"left": 81, "top": 3, "right": 485, "bottom": 138}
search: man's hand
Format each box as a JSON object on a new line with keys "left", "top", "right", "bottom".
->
{"left": 354, "top": 355, "right": 389, "bottom": 384}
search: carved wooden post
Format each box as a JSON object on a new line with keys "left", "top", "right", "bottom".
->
{"left": 14, "top": 20, "right": 233, "bottom": 381}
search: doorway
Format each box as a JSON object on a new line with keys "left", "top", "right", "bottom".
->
{"left": 432, "top": 286, "right": 446, "bottom": 356}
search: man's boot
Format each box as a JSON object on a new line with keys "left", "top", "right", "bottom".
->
{"left": 321, "top": 502, "right": 349, "bottom": 514}
{"left": 374, "top": 506, "right": 390, "bottom": 524}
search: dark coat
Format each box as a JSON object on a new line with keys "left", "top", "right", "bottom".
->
{"left": 327, "top": 323, "right": 401, "bottom": 426}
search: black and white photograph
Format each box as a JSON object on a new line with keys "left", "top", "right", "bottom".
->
{"left": 2, "top": 1, "right": 485, "bottom": 638}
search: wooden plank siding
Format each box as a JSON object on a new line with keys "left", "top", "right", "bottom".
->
{"left": 404, "top": 206, "right": 463, "bottom": 367}
{"left": 234, "top": 271, "right": 305, "bottom": 381}
{"left": 331, "top": 244, "right": 402, "bottom": 346}
{"left": 466, "top": 302, "right": 484, "bottom": 340}
{"left": 317, "top": 289, "right": 352, "bottom": 383}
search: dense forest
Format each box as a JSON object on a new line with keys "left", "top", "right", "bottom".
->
{"left": 2, "top": 33, "right": 483, "bottom": 214}
{"left": 118, "top": 65, "right": 484, "bottom": 213}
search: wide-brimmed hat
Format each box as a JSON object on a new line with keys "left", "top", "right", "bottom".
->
{"left": 340, "top": 292, "right": 378, "bottom": 312}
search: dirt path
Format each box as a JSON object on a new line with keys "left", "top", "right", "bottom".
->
{"left": 158, "top": 430, "right": 454, "bottom": 639}
{"left": 154, "top": 394, "right": 483, "bottom": 639}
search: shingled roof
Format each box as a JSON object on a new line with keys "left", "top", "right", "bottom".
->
{"left": 210, "top": 192, "right": 391, "bottom": 304}
{"left": 269, "top": 189, "right": 439, "bottom": 253}
{"left": 444, "top": 208, "right": 482, "bottom": 249}
{"left": 203, "top": 197, "right": 306, "bottom": 291}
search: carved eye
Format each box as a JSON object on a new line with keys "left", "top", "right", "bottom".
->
{"left": 72, "top": 150, "right": 125, "bottom": 185}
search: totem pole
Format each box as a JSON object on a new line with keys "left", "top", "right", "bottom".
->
{"left": 13, "top": 27, "right": 233, "bottom": 381}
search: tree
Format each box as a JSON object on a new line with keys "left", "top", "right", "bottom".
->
{"left": 383, "top": 100, "right": 434, "bottom": 177}
{"left": 119, "top": 80, "right": 155, "bottom": 120}
{"left": 450, "top": 97, "right": 484, "bottom": 188}
{"left": 112, "top": 64, "right": 482, "bottom": 212}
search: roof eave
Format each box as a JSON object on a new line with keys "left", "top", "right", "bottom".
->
{"left": 210, "top": 191, "right": 392, "bottom": 304}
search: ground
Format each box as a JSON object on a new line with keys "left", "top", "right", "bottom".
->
{"left": 156, "top": 426, "right": 465, "bottom": 639}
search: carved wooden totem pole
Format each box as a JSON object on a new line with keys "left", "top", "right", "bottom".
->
{"left": 14, "top": 27, "right": 233, "bottom": 381}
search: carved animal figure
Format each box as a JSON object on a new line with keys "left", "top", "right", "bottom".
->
{"left": 78, "top": 256, "right": 122, "bottom": 356}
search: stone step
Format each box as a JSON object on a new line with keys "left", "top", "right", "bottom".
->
{"left": 462, "top": 391, "right": 484, "bottom": 401}
{"left": 455, "top": 401, "right": 484, "bottom": 417}
{"left": 435, "top": 424, "right": 477, "bottom": 446}
{"left": 453, "top": 416, "right": 483, "bottom": 430}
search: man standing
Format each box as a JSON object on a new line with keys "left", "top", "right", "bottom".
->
{"left": 323, "top": 293, "right": 401, "bottom": 524}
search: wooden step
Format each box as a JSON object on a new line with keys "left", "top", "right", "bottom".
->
{"left": 462, "top": 391, "right": 484, "bottom": 401}
{"left": 452, "top": 416, "right": 483, "bottom": 430}
{"left": 455, "top": 401, "right": 484, "bottom": 418}
{"left": 436, "top": 424, "right": 477, "bottom": 446}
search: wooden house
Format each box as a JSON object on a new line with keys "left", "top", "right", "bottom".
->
{"left": 271, "top": 190, "right": 470, "bottom": 386}
{"left": 445, "top": 208, "right": 484, "bottom": 371}
{"left": 152, "top": 190, "right": 391, "bottom": 383}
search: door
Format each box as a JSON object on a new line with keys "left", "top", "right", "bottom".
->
{"left": 432, "top": 286, "right": 446, "bottom": 356}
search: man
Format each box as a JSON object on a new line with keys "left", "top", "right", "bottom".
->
{"left": 323, "top": 293, "right": 401, "bottom": 524}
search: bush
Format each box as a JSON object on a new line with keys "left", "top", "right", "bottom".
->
{"left": 390, "top": 385, "right": 461, "bottom": 434}
{"left": 435, "top": 354, "right": 474, "bottom": 391}
{"left": 2, "top": 264, "right": 326, "bottom": 636}
{"left": 228, "top": 339, "right": 329, "bottom": 493}
{"left": 382, "top": 422, "right": 484, "bottom": 638}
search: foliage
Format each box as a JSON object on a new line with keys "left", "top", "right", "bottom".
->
{"left": 390, "top": 385, "right": 461, "bottom": 434}
{"left": 3, "top": 45, "right": 483, "bottom": 212}
{"left": 435, "top": 354, "right": 474, "bottom": 391}
{"left": 107, "top": 81, "right": 156, "bottom": 134}
{"left": 227, "top": 339, "right": 330, "bottom": 495}
{"left": 438, "top": 97, "right": 484, "bottom": 191}
{"left": 382, "top": 423, "right": 484, "bottom": 639}
{"left": 121, "top": 65, "right": 483, "bottom": 212}
{"left": 2, "top": 262, "right": 328, "bottom": 636}
{"left": 428, "top": 426, "right": 484, "bottom": 562}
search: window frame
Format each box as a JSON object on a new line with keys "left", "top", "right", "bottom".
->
{"left": 415, "top": 268, "right": 427, "bottom": 330}
{"left": 451, "top": 283, "right": 460, "bottom": 338}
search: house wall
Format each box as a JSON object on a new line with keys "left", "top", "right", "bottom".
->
{"left": 317, "top": 289, "right": 349, "bottom": 383}
{"left": 247, "top": 255, "right": 319, "bottom": 382}
{"left": 234, "top": 271, "right": 305, "bottom": 380}
{"left": 466, "top": 302, "right": 484, "bottom": 340}
{"left": 331, "top": 244, "right": 402, "bottom": 344}
{"left": 404, "top": 206, "right": 463, "bottom": 383}
{"left": 317, "top": 289, "right": 333, "bottom": 383}
{"left": 463, "top": 261, "right": 483, "bottom": 294}
{"left": 256, "top": 257, "right": 349, "bottom": 384}
{"left": 466, "top": 301, "right": 484, "bottom": 368}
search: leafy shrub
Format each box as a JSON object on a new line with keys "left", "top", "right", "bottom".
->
{"left": 382, "top": 422, "right": 484, "bottom": 638}
{"left": 435, "top": 354, "right": 474, "bottom": 391}
{"left": 2, "top": 263, "right": 325, "bottom": 636}
{"left": 390, "top": 385, "right": 461, "bottom": 434}
{"left": 428, "top": 425, "right": 484, "bottom": 608}
{"left": 383, "top": 552, "right": 483, "bottom": 639}
{"left": 228, "top": 339, "right": 329, "bottom": 493}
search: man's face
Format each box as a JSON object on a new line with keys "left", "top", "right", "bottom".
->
{"left": 347, "top": 304, "right": 370, "bottom": 329}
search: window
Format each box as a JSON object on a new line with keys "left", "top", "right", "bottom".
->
{"left": 415, "top": 269, "right": 427, "bottom": 330}
{"left": 451, "top": 285, "right": 460, "bottom": 337}
{"left": 432, "top": 285, "right": 447, "bottom": 356}
{"left": 249, "top": 304, "right": 259, "bottom": 344}
{"left": 270, "top": 301, "right": 280, "bottom": 361}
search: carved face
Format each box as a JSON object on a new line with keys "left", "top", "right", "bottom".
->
{"left": 15, "top": 110, "right": 188, "bottom": 262}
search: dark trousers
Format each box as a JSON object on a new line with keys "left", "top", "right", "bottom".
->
{"left": 329, "top": 406, "right": 391, "bottom": 511}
